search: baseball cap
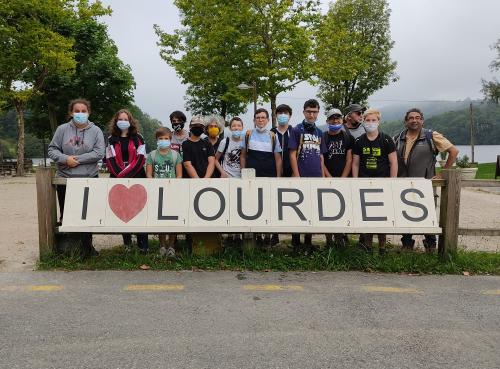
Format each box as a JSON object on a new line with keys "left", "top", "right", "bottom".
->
{"left": 345, "top": 104, "right": 365, "bottom": 115}
{"left": 326, "top": 108, "right": 343, "bottom": 119}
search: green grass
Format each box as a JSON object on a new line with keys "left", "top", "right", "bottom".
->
{"left": 475, "top": 162, "right": 497, "bottom": 179}
{"left": 38, "top": 239, "right": 500, "bottom": 275}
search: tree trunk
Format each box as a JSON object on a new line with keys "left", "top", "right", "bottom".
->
{"left": 48, "top": 101, "right": 58, "bottom": 134}
{"left": 15, "top": 102, "right": 26, "bottom": 177}
{"left": 270, "top": 94, "right": 277, "bottom": 128}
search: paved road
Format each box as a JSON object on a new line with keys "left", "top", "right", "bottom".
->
{"left": 1, "top": 271, "right": 499, "bottom": 369}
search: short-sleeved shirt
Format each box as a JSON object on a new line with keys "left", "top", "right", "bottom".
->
{"left": 403, "top": 131, "right": 453, "bottom": 163}
{"left": 288, "top": 122, "right": 327, "bottom": 178}
{"left": 242, "top": 129, "right": 282, "bottom": 177}
{"left": 181, "top": 139, "right": 215, "bottom": 178}
{"left": 353, "top": 132, "right": 396, "bottom": 178}
{"left": 323, "top": 130, "right": 353, "bottom": 177}
{"left": 217, "top": 137, "right": 243, "bottom": 178}
{"left": 271, "top": 126, "right": 293, "bottom": 177}
{"left": 171, "top": 130, "right": 189, "bottom": 153}
{"left": 146, "top": 149, "right": 182, "bottom": 178}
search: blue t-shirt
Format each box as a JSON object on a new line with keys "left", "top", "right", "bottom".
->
{"left": 288, "top": 122, "right": 327, "bottom": 177}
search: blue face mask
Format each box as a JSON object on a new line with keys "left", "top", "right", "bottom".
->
{"left": 328, "top": 124, "right": 343, "bottom": 132}
{"left": 157, "top": 139, "right": 171, "bottom": 149}
{"left": 231, "top": 130, "right": 244, "bottom": 139}
{"left": 277, "top": 114, "right": 289, "bottom": 126}
{"left": 116, "top": 120, "right": 130, "bottom": 131}
{"left": 73, "top": 112, "right": 88, "bottom": 125}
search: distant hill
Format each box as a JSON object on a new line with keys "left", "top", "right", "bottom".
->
{"left": 380, "top": 102, "right": 500, "bottom": 145}
{"left": 377, "top": 100, "right": 472, "bottom": 123}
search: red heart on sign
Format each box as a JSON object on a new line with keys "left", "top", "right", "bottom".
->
{"left": 108, "top": 184, "right": 148, "bottom": 223}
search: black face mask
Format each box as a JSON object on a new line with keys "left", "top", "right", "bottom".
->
{"left": 172, "top": 123, "right": 184, "bottom": 132}
{"left": 190, "top": 126, "right": 204, "bottom": 137}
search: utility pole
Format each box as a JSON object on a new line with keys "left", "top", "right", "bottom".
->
{"left": 469, "top": 103, "right": 475, "bottom": 163}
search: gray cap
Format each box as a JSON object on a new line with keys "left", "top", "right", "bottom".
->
{"left": 326, "top": 108, "right": 343, "bottom": 119}
{"left": 345, "top": 104, "right": 365, "bottom": 115}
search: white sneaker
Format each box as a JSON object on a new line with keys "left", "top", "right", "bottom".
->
{"left": 166, "top": 247, "right": 176, "bottom": 258}
{"left": 159, "top": 246, "right": 167, "bottom": 256}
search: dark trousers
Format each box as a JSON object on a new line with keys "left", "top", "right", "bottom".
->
{"left": 122, "top": 233, "right": 149, "bottom": 251}
{"left": 401, "top": 234, "right": 437, "bottom": 248}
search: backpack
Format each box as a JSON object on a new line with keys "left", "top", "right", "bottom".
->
{"left": 394, "top": 128, "right": 437, "bottom": 156}
{"left": 244, "top": 129, "right": 276, "bottom": 153}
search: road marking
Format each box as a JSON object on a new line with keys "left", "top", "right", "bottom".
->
{"left": 362, "top": 286, "right": 422, "bottom": 294}
{"left": 0, "top": 285, "right": 64, "bottom": 292}
{"left": 28, "top": 285, "right": 64, "bottom": 292}
{"left": 243, "top": 284, "right": 304, "bottom": 291}
{"left": 482, "top": 289, "right": 500, "bottom": 295}
{"left": 124, "top": 284, "right": 185, "bottom": 291}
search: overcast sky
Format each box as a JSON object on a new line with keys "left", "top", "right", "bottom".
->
{"left": 100, "top": 0, "right": 500, "bottom": 125}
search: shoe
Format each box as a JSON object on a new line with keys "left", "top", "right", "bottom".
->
{"left": 166, "top": 247, "right": 176, "bottom": 258}
{"left": 159, "top": 246, "right": 167, "bottom": 256}
{"left": 326, "top": 240, "right": 335, "bottom": 249}
{"left": 357, "top": 242, "right": 372, "bottom": 253}
{"left": 139, "top": 248, "right": 149, "bottom": 255}
{"left": 124, "top": 244, "right": 132, "bottom": 253}
{"left": 378, "top": 248, "right": 386, "bottom": 256}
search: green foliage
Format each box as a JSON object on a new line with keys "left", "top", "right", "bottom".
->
{"left": 481, "top": 39, "right": 500, "bottom": 104}
{"left": 156, "top": 0, "right": 320, "bottom": 124}
{"left": 455, "top": 155, "right": 471, "bottom": 168}
{"left": 381, "top": 102, "right": 500, "bottom": 144}
{"left": 38, "top": 239, "right": 500, "bottom": 275}
{"left": 27, "top": 12, "right": 135, "bottom": 136}
{"left": 476, "top": 162, "right": 496, "bottom": 179}
{"left": 314, "top": 0, "right": 397, "bottom": 111}
{"left": 128, "top": 105, "right": 162, "bottom": 153}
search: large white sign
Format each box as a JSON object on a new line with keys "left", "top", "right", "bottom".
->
{"left": 59, "top": 178, "right": 440, "bottom": 234}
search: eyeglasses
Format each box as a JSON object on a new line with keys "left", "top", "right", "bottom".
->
{"left": 304, "top": 110, "right": 319, "bottom": 115}
{"left": 255, "top": 115, "right": 268, "bottom": 120}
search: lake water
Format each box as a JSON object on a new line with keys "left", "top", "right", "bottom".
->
{"left": 455, "top": 145, "right": 500, "bottom": 164}
{"left": 29, "top": 145, "right": 500, "bottom": 167}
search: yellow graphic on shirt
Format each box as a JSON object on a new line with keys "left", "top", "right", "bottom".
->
{"left": 366, "top": 156, "right": 378, "bottom": 170}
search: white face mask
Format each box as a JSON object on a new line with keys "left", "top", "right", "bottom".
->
{"left": 364, "top": 122, "right": 378, "bottom": 133}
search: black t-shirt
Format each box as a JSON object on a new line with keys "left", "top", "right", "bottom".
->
{"left": 182, "top": 139, "right": 215, "bottom": 178}
{"left": 119, "top": 136, "right": 130, "bottom": 162}
{"left": 323, "top": 130, "right": 353, "bottom": 177}
{"left": 353, "top": 132, "right": 396, "bottom": 178}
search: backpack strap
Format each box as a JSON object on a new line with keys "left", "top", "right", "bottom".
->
{"left": 244, "top": 129, "right": 253, "bottom": 153}
{"left": 269, "top": 131, "right": 276, "bottom": 152}
{"left": 219, "top": 137, "right": 230, "bottom": 164}
{"left": 424, "top": 129, "right": 438, "bottom": 155}
{"left": 151, "top": 149, "right": 157, "bottom": 165}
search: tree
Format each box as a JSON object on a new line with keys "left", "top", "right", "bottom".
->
{"left": 128, "top": 105, "right": 162, "bottom": 153}
{"left": 155, "top": 0, "right": 320, "bottom": 125}
{"left": 27, "top": 7, "right": 135, "bottom": 137}
{"left": 0, "top": 0, "right": 77, "bottom": 175}
{"left": 481, "top": 39, "right": 500, "bottom": 104}
{"left": 314, "top": 0, "right": 397, "bottom": 111}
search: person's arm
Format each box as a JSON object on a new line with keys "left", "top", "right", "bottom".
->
{"left": 146, "top": 164, "right": 153, "bottom": 178}
{"left": 320, "top": 154, "right": 326, "bottom": 178}
{"left": 388, "top": 151, "right": 398, "bottom": 178}
{"left": 240, "top": 148, "right": 246, "bottom": 169}
{"left": 214, "top": 152, "right": 227, "bottom": 178}
{"left": 175, "top": 162, "right": 183, "bottom": 178}
{"left": 341, "top": 149, "right": 353, "bottom": 177}
{"left": 289, "top": 150, "right": 300, "bottom": 177}
{"left": 76, "top": 129, "right": 105, "bottom": 164}
{"left": 204, "top": 156, "right": 215, "bottom": 178}
{"left": 48, "top": 126, "right": 74, "bottom": 167}
{"left": 183, "top": 161, "right": 199, "bottom": 178}
{"left": 274, "top": 152, "right": 282, "bottom": 178}
{"left": 352, "top": 154, "right": 360, "bottom": 178}
{"left": 443, "top": 145, "right": 459, "bottom": 169}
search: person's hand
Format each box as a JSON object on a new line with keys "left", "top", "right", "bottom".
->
{"left": 432, "top": 174, "right": 442, "bottom": 180}
{"left": 66, "top": 156, "right": 79, "bottom": 168}
{"left": 220, "top": 171, "right": 229, "bottom": 178}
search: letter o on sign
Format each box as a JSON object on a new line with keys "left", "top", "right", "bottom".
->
{"left": 193, "top": 187, "right": 226, "bottom": 221}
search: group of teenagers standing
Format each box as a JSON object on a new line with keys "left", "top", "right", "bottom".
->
{"left": 48, "top": 98, "right": 459, "bottom": 258}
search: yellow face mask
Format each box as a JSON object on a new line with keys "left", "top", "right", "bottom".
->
{"left": 207, "top": 126, "right": 219, "bottom": 138}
